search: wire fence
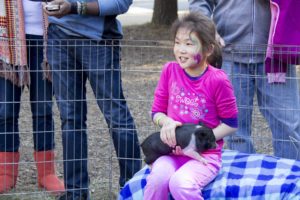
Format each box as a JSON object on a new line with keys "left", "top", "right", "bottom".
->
{"left": 0, "top": 39, "right": 299, "bottom": 199}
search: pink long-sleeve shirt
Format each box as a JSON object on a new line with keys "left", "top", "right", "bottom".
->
{"left": 152, "top": 62, "right": 238, "bottom": 155}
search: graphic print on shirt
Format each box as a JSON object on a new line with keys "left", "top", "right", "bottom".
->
{"left": 170, "top": 82, "right": 208, "bottom": 120}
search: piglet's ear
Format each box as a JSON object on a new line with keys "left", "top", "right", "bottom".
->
{"left": 195, "top": 126, "right": 214, "bottom": 136}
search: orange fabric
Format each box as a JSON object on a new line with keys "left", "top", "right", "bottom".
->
{"left": 0, "top": 0, "right": 50, "bottom": 86}
{"left": 0, "top": 0, "right": 28, "bottom": 86}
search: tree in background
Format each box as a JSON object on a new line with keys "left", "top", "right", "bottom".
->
{"left": 152, "top": 0, "right": 178, "bottom": 26}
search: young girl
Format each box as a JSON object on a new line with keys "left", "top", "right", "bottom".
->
{"left": 144, "top": 13, "right": 238, "bottom": 200}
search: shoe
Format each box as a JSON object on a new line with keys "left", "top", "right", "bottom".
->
{"left": 0, "top": 152, "right": 19, "bottom": 193}
{"left": 34, "top": 150, "right": 65, "bottom": 194}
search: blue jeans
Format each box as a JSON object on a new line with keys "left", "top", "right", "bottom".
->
{"left": 0, "top": 34, "right": 55, "bottom": 152}
{"left": 223, "top": 61, "right": 300, "bottom": 160}
{"left": 47, "top": 24, "right": 141, "bottom": 196}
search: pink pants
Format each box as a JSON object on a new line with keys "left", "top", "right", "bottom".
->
{"left": 144, "top": 154, "right": 221, "bottom": 200}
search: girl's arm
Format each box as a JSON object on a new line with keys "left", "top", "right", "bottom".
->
{"left": 212, "top": 71, "right": 238, "bottom": 140}
{"left": 153, "top": 112, "right": 182, "bottom": 148}
{"left": 213, "top": 123, "right": 237, "bottom": 141}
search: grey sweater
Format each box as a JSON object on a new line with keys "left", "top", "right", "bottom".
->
{"left": 189, "top": 0, "right": 271, "bottom": 63}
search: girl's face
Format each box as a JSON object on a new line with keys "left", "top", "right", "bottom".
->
{"left": 173, "top": 27, "right": 207, "bottom": 75}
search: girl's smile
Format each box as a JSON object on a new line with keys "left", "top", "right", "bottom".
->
{"left": 173, "top": 27, "right": 208, "bottom": 77}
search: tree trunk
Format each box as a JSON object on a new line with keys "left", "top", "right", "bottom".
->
{"left": 152, "top": 0, "right": 178, "bottom": 26}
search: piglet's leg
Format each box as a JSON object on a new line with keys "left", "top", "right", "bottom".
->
{"left": 183, "top": 149, "right": 208, "bottom": 165}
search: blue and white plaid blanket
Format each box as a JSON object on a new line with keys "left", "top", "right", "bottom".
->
{"left": 119, "top": 150, "right": 300, "bottom": 200}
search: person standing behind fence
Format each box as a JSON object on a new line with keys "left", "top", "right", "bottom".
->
{"left": 0, "top": 0, "right": 64, "bottom": 194}
{"left": 42, "top": 0, "right": 141, "bottom": 199}
{"left": 144, "top": 13, "right": 238, "bottom": 200}
{"left": 189, "top": 0, "right": 300, "bottom": 160}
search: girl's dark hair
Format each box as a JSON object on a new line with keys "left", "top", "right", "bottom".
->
{"left": 171, "top": 12, "right": 222, "bottom": 68}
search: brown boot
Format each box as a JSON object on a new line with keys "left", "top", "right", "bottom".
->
{"left": 34, "top": 150, "right": 65, "bottom": 194}
{"left": 0, "top": 152, "right": 19, "bottom": 193}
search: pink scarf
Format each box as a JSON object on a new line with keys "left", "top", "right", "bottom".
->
{"left": 0, "top": 0, "right": 50, "bottom": 86}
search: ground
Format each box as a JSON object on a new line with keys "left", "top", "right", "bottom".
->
{"left": 123, "top": 23, "right": 171, "bottom": 41}
{"left": 1, "top": 24, "right": 300, "bottom": 200}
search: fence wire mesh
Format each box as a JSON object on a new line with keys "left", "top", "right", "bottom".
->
{"left": 0, "top": 39, "right": 299, "bottom": 199}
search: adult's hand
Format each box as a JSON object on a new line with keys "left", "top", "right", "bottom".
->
{"left": 42, "top": 0, "right": 71, "bottom": 18}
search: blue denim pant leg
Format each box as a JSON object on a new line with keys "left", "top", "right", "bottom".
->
{"left": 223, "top": 61, "right": 300, "bottom": 160}
{"left": 222, "top": 61, "right": 256, "bottom": 153}
{"left": 27, "top": 35, "right": 55, "bottom": 151}
{"left": 47, "top": 24, "right": 141, "bottom": 196}
{"left": 0, "top": 34, "right": 54, "bottom": 152}
{"left": 0, "top": 78, "right": 21, "bottom": 152}
{"left": 47, "top": 25, "right": 89, "bottom": 197}
{"left": 80, "top": 40, "right": 141, "bottom": 187}
{"left": 256, "top": 65, "right": 300, "bottom": 160}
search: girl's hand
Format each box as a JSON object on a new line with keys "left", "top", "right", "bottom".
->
{"left": 160, "top": 117, "right": 182, "bottom": 147}
{"left": 172, "top": 146, "right": 184, "bottom": 155}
